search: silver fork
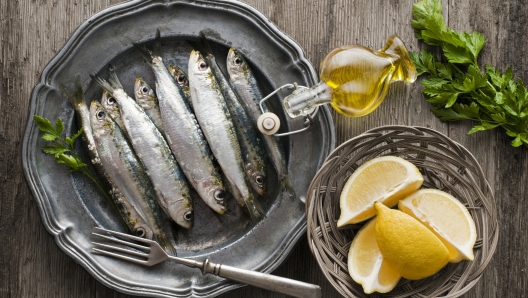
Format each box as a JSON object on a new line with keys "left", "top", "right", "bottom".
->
{"left": 92, "top": 227, "right": 322, "bottom": 298}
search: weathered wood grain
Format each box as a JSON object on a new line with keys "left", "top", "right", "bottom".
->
{"left": 1, "top": 0, "right": 526, "bottom": 297}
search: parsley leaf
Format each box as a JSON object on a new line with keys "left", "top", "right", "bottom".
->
{"left": 411, "top": 0, "right": 528, "bottom": 148}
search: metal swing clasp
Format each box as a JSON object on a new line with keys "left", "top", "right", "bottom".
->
{"left": 257, "top": 83, "right": 319, "bottom": 137}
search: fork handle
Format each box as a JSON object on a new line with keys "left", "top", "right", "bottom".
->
{"left": 201, "top": 259, "right": 322, "bottom": 298}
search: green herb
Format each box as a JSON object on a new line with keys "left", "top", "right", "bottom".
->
{"left": 33, "top": 115, "right": 112, "bottom": 202}
{"left": 411, "top": 0, "right": 528, "bottom": 147}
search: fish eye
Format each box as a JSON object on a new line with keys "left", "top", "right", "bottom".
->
{"left": 255, "top": 176, "right": 264, "bottom": 185}
{"left": 234, "top": 57, "right": 243, "bottom": 65}
{"left": 177, "top": 75, "right": 186, "bottom": 84}
{"left": 214, "top": 190, "right": 225, "bottom": 201}
{"left": 108, "top": 97, "right": 116, "bottom": 104}
{"left": 142, "top": 86, "right": 149, "bottom": 93}
{"left": 97, "top": 110, "right": 105, "bottom": 119}
{"left": 198, "top": 61, "right": 208, "bottom": 71}
{"left": 134, "top": 228, "right": 146, "bottom": 238}
{"left": 184, "top": 211, "right": 193, "bottom": 221}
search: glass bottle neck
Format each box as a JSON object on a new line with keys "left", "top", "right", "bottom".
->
{"left": 283, "top": 81, "right": 333, "bottom": 118}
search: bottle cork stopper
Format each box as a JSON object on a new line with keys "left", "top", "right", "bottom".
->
{"left": 257, "top": 112, "right": 280, "bottom": 135}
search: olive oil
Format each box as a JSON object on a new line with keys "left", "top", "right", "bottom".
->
{"left": 284, "top": 35, "right": 416, "bottom": 118}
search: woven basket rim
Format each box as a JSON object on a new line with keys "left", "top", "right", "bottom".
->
{"left": 306, "top": 125, "right": 498, "bottom": 298}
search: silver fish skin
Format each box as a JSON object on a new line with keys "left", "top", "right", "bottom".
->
{"left": 100, "top": 90, "right": 125, "bottom": 130}
{"left": 226, "top": 48, "right": 295, "bottom": 197}
{"left": 62, "top": 77, "right": 150, "bottom": 237}
{"left": 90, "top": 101, "right": 176, "bottom": 254}
{"left": 135, "top": 37, "right": 227, "bottom": 215}
{"left": 91, "top": 68, "right": 193, "bottom": 229}
{"left": 188, "top": 50, "right": 264, "bottom": 220}
{"left": 168, "top": 65, "right": 192, "bottom": 108}
{"left": 200, "top": 48, "right": 267, "bottom": 196}
{"left": 133, "top": 78, "right": 166, "bottom": 136}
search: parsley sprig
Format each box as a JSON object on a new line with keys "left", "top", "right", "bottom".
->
{"left": 411, "top": 0, "right": 528, "bottom": 147}
{"left": 33, "top": 115, "right": 111, "bottom": 201}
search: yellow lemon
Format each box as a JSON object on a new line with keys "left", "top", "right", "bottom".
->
{"left": 337, "top": 156, "right": 423, "bottom": 226}
{"left": 398, "top": 189, "right": 477, "bottom": 263}
{"left": 374, "top": 202, "right": 450, "bottom": 280}
{"left": 348, "top": 218, "right": 401, "bottom": 294}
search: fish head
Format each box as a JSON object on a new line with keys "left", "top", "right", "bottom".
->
{"left": 89, "top": 101, "right": 112, "bottom": 136}
{"left": 171, "top": 203, "right": 194, "bottom": 230}
{"left": 246, "top": 162, "right": 267, "bottom": 196}
{"left": 112, "top": 192, "right": 154, "bottom": 239}
{"left": 134, "top": 77, "right": 156, "bottom": 110}
{"left": 189, "top": 50, "right": 212, "bottom": 80}
{"left": 169, "top": 65, "right": 190, "bottom": 92}
{"left": 100, "top": 90, "right": 121, "bottom": 118}
{"left": 227, "top": 48, "right": 249, "bottom": 80}
{"left": 204, "top": 181, "right": 227, "bottom": 214}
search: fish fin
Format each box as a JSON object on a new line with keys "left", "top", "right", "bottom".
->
{"left": 107, "top": 64, "right": 124, "bottom": 90}
{"left": 198, "top": 31, "right": 214, "bottom": 56}
{"left": 281, "top": 175, "right": 296, "bottom": 198}
{"left": 90, "top": 74, "right": 115, "bottom": 94}
{"left": 61, "top": 75, "right": 85, "bottom": 106}
{"left": 153, "top": 29, "right": 161, "bottom": 58}
{"left": 133, "top": 42, "right": 155, "bottom": 63}
{"left": 156, "top": 233, "right": 177, "bottom": 256}
{"left": 244, "top": 194, "right": 265, "bottom": 221}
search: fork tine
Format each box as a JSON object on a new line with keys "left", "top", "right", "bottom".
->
{"left": 93, "top": 232, "right": 151, "bottom": 252}
{"left": 95, "top": 226, "right": 153, "bottom": 243}
{"left": 92, "top": 247, "right": 148, "bottom": 265}
{"left": 92, "top": 242, "right": 149, "bottom": 258}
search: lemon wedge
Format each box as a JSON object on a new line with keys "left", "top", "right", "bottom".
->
{"left": 337, "top": 156, "right": 423, "bottom": 226}
{"left": 348, "top": 218, "right": 401, "bottom": 294}
{"left": 374, "top": 202, "right": 450, "bottom": 280}
{"left": 398, "top": 189, "right": 477, "bottom": 263}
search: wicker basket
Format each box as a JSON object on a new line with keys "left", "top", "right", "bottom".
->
{"left": 306, "top": 125, "right": 498, "bottom": 298}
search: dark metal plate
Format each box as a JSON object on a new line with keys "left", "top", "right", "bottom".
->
{"left": 22, "top": 0, "right": 335, "bottom": 297}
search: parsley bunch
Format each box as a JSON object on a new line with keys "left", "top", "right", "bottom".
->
{"left": 411, "top": 0, "right": 528, "bottom": 147}
{"left": 33, "top": 115, "right": 110, "bottom": 201}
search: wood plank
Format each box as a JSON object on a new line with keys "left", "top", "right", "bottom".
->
{"left": 1, "top": 0, "right": 524, "bottom": 297}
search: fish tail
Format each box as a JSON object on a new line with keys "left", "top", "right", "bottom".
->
{"left": 198, "top": 31, "right": 214, "bottom": 55}
{"left": 61, "top": 75, "right": 85, "bottom": 106}
{"left": 153, "top": 29, "right": 161, "bottom": 58}
{"left": 156, "top": 233, "right": 177, "bottom": 256}
{"left": 90, "top": 65, "right": 123, "bottom": 93}
{"left": 281, "top": 175, "right": 296, "bottom": 198}
{"left": 244, "top": 194, "right": 265, "bottom": 221}
{"left": 133, "top": 41, "right": 155, "bottom": 63}
{"left": 107, "top": 64, "right": 123, "bottom": 89}
{"left": 90, "top": 74, "right": 115, "bottom": 94}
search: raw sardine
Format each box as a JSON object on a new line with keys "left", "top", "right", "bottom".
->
{"left": 197, "top": 39, "right": 267, "bottom": 196}
{"left": 90, "top": 101, "right": 176, "bottom": 254}
{"left": 91, "top": 67, "right": 193, "bottom": 229}
{"left": 188, "top": 50, "right": 264, "bottom": 220}
{"left": 135, "top": 32, "right": 227, "bottom": 215}
{"left": 62, "top": 77, "right": 152, "bottom": 237}
{"left": 226, "top": 48, "right": 295, "bottom": 197}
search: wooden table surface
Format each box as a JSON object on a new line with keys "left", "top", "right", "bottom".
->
{"left": 2, "top": 0, "right": 526, "bottom": 297}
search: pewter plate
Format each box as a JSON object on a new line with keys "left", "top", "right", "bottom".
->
{"left": 22, "top": 0, "right": 335, "bottom": 297}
